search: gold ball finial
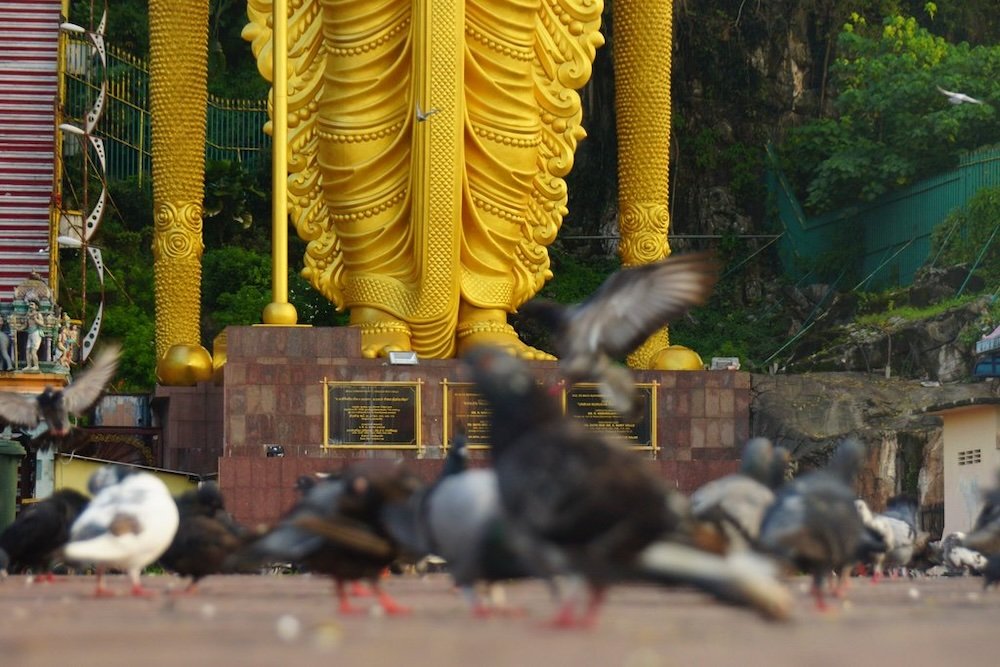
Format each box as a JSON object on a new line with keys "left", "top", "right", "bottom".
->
{"left": 650, "top": 345, "right": 705, "bottom": 371}
{"left": 262, "top": 301, "right": 298, "bottom": 326}
{"left": 156, "top": 343, "right": 214, "bottom": 386}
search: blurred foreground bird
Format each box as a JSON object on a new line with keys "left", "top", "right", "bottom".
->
{"left": 0, "top": 488, "right": 89, "bottom": 578}
{"left": 517, "top": 252, "right": 719, "bottom": 416}
{"left": 64, "top": 465, "right": 179, "bottom": 596}
{"left": 689, "top": 438, "right": 789, "bottom": 553}
{"left": 463, "top": 346, "right": 791, "bottom": 627}
{"left": 758, "top": 439, "right": 878, "bottom": 610}
{"left": 963, "top": 474, "right": 1000, "bottom": 556}
{"left": 381, "top": 434, "right": 534, "bottom": 615}
{"left": 159, "top": 482, "right": 253, "bottom": 593}
{"left": 0, "top": 344, "right": 120, "bottom": 449}
{"left": 854, "top": 495, "right": 918, "bottom": 581}
{"left": 231, "top": 461, "right": 421, "bottom": 615}
{"left": 937, "top": 85, "right": 984, "bottom": 105}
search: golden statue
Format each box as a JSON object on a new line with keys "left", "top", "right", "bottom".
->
{"left": 150, "top": 0, "right": 700, "bottom": 374}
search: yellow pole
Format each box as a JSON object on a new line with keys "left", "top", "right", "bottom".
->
{"left": 262, "top": 0, "right": 298, "bottom": 325}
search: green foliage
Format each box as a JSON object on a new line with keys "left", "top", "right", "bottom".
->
{"left": 203, "top": 159, "right": 270, "bottom": 250}
{"left": 930, "top": 185, "right": 1000, "bottom": 284}
{"left": 781, "top": 13, "right": 1000, "bottom": 213}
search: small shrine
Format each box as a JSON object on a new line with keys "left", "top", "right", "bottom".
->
{"left": 0, "top": 273, "right": 80, "bottom": 377}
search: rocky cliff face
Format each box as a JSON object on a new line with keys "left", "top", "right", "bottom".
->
{"left": 751, "top": 372, "right": 996, "bottom": 515}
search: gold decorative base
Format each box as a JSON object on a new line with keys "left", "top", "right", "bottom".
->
{"left": 650, "top": 345, "right": 705, "bottom": 371}
{"left": 156, "top": 343, "right": 214, "bottom": 386}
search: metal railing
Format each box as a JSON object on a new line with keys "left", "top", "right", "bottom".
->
{"left": 63, "top": 39, "right": 271, "bottom": 186}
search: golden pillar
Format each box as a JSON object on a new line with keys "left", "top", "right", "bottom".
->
{"left": 616, "top": 0, "right": 702, "bottom": 370}
{"left": 149, "top": 0, "right": 213, "bottom": 384}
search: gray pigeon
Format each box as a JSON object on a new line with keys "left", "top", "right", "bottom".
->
{"left": 381, "top": 434, "right": 534, "bottom": 615}
{"left": 758, "top": 438, "right": 873, "bottom": 610}
{"left": 517, "top": 252, "right": 719, "bottom": 416}
{"left": 0, "top": 344, "right": 120, "bottom": 447}
{"left": 963, "top": 474, "right": 1000, "bottom": 555}
{"left": 463, "top": 346, "right": 791, "bottom": 626}
{"left": 690, "top": 438, "right": 789, "bottom": 552}
{"left": 941, "top": 531, "right": 988, "bottom": 575}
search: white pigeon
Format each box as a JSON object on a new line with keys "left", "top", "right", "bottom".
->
{"left": 854, "top": 497, "right": 916, "bottom": 580}
{"left": 64, "top": 466, "right": 180, "bottom": 597}
{"left": 941, "top": 531, "right": 988, "bottom": 575}
{"left": 937, "top": 86, "right": 984, "bottom": 105}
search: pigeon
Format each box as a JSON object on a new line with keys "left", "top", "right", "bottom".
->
{"left": 0, "top": 489, "right": 89, "bottom": 578}
{"left": 463, "top": 346, "right": 791, "bottom": 626}
{"left": 937, "top": 85, "right": 985, "bottom": 105}
{"left": 381, "top": 433, "right": 535, "bottom": 615}
{"left": 939, "top": 531, "right": 989, "bottom": 575}
{"left": 63, "top": 465, "right": 180, "bottom": 597}
{"left": 0, "top": 344, "right": 120, "bottom": 447}
{"left": 517, "top": 252, "right": 719, "bottom": 416}
{"left": 983, "top": 555, "right": 1000, "bottom": 589}
{"left": 232, "top": 461, "right": 421, "bottom": 615}
{"left": 758, "top": 438, "right": 875, "bottom": 610}
{"left": 963, "top": 475, "right": 1000, "bottom": 556}
{"left": 158, "top": 482, "right": 253, "bottom": 592}
{"left": 689, "top": 438, "right": 789, "bottom": 552}
{"left": 854, "top": 495, "right": 918, "bottom": 581}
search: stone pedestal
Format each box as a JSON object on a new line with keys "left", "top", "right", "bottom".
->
{"left": 211, "top": 325, "right": 749, "bottom": 526}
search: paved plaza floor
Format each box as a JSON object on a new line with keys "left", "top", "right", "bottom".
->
{"left": 0, "top": 572, "right": 997, "bottom": 667}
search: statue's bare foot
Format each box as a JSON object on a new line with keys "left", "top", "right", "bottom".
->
{"left": 455, "top": 314, "right": 555, "bottom": 361}
{"left": 350, "top": 307, "right": 412, "bottom": 359}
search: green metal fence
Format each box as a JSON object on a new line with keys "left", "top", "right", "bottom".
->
{"left": 64, "top": 40, "right": 270, "bottom": 186}
{"left": 767, "top": 143, "right": 1000, "bottom": 289}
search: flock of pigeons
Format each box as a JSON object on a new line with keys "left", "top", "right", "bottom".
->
{"left": 1, "top": 252, "right": 999, "bottom": 628}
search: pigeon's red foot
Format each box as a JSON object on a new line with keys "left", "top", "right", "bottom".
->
{"left": 337, "top": 599, "right": 366, "bottom": 615}
{"left": 377, "top": 591, "right": 410, "bottom": 616}
{"left": 130, "top": 584, "right": 158, "bottom": 598}
{"left": 93, "top": 586, "right": 117, "bottom": 599}
{"left": 349, "top": 581, "right": 372, "bottom": 597}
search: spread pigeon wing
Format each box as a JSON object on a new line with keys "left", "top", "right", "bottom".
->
{"left": 568, "top": 252, "right": 720, "bottom": 360}
{"left": 0, "top": 392, "right": 42, "bottom": 428}
{"left": 61, "top": 344, "right": 121, "bottom": 415}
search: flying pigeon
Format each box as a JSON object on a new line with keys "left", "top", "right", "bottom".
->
{"left": 463, "top": 346, "right": 791, "bottom": 626}
{"left": 854, "top": 495, "right": 918, "bottom": 580}
{"left": 64, "top": 465, "right": 180, "bottom": 597}
{"left": 0, "top": 344, "right": 120, "bottom": 446}
{"left": 517, "top": 251, "right": 720, "bottom": 416}
{"left": 159, "top": 482, "right": 254, "bottom": 593}
{"left": 232, "top": 461, "right": 421, "bottom": 615}
{"left": 381, "top": 434, "right": 535, "bottom": 615}
{"left": 689, "top": 438, "right": 789, "bottom": 552}
{"left": 758, "top": 438, "right": 874, "bottom": 610}
{"left": 937, "top": 85, "right": 985, "bottom": 105}
{"left": 0, "top": 488, "right": 89, "bottom": 579}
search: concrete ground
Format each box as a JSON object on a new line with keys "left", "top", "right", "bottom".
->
{"left": 0, "top": 572, "right": 997, "bottom": 667}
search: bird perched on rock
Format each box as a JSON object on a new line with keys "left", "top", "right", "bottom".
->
{"left": 689, "top": 438, "right": 789, "bottom": 553}
{"left": 758, "top": 438, "right": 875, "bottom": 610}
{"left": 381, "top": 433, "right": 534, "bottom": 615}
{"left": 0, "top": 488, "right": 89, "bottom": 578}
{"left": 854, "top": 495, "right": 918, "bottom": 581}
{"left": 517, "top": 251, "right": 719, "bottom": 416}
{"left": 937, "top": 85, "right": 985, "bottom": 105}
{"left": 0, "top": 344, "right": 120, "bottom": 449}
{"left": 63, "top": 465, "right": 180, "bottom": 597}
{"left": 232, "top": 461, "right": 421, "bottom": 615}
{"left": 159, "top": 482, "right": 253, "bottom": 593}
{"left": 463, "top": 346, "right": 791, "bottom": 626}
